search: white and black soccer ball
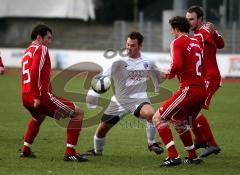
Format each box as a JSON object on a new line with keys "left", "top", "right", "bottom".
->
{"left": 91, "top": 75, "right": 111, "bottom": 93}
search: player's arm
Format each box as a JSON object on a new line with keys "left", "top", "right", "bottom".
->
{"left": 166, "top": 42, "right": 182, "bottom": 79}
{"left": 149, "top": 63, "right": 166, "bottom": 92}
{"left": 0, "top": 56, "right": 5, "bottom": 75}
{"left": 204, "top": 22, "right": 224, "bottom": 49}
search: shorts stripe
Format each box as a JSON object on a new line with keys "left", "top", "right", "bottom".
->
{"left": 161, "top": 86, "right": 189, "bottom": 120}
{"left": 49, "top": 94, "right": 74, "bottom": 116}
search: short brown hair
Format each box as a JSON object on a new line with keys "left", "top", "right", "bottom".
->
{"left": 187, "top": 6, "right": 203, "bottom": 19}
{"left": 31, "top": 23, "right": 52, "bottom": 40}
{"left": 127, "top": 31, "right": 144, "bottom": 45}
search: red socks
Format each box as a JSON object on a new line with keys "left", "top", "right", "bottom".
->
{"left": 65, "top": 117, "right": 82, "bottom": 155}
{"left": 22, "top": 118, "right": 43, "bottom": 152}
{"left": 179, "top": 130, "right": 197, "bottom": 159}
{"left": 193, "top": 114, "right": 218, "bottom": 146}
{"left": 156, "top": 123, "right": 179, "bottom": 158}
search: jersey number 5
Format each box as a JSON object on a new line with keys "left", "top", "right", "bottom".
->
{"left": 23, "top": 60, "right": 30, "bottom": 84}
{"left": 195, "top": 52, "right": 202, "bottom": 76}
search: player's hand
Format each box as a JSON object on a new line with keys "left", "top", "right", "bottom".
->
{"left": 0, "top": 67, "right": 5, "bottom": 75}
{"left": 204, "top": 22, "right": 215, "bottom": 34}
{"left": 33, "top": 98, "right": 40, "bottom": 109}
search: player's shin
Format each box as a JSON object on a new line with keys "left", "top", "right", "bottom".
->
{"left": 94, "top": 135, "right": 105, "bottom": 154}
{"left": 66, "top": 116, "right": 82, "bottom": 155}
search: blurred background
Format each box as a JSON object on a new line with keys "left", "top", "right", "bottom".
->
{"left": 0, "top": 0, "right": 240, "bottom": 77}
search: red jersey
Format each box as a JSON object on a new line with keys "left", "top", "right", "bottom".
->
{"left": 0, "top": 56, "right": 4, "bottom": 67}
{"left": 167, "top": 35, "right": 205, "bottom": 88}
{"left": 21, "top": 43, "right": 51, "bottom": 98}
{"left": 194, "top": 26, "right": 224, "bottom": 81}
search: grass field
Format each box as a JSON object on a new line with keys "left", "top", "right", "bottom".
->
{"left": 0, "top": 72, "right": 240, "bottom": 175}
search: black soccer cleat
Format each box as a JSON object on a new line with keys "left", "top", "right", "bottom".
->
{"left": 64, "top": 153, "right": 89, "bottom": 162}
{"left": 200, "top": 145, "right": 221, "bottom": 158}
{"left": 20, "top": 150, "right": 36, "bottom": 158}
{"left": 81, "top": 149, "right": 102, "bottom": 156}
{"left": 194, "top": 142, "right": 208, "bottom": 150}
{"left": 184, "top": 157, "right": 203, "bottom": 165}
{"left": 148, "top": 142, "right": 164, "bottom": 155}
{"left": 160, "top": 157, "right": 182, "bottom": 167}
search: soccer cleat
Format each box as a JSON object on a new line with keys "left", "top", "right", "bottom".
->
{"left": 184, "top": 157, "right": 203, "bottom": 164}
{"left": 200, "top": 145, "right": 221, "bottom": 158}
{"left": 148, "top": 142, "right": 164, "bottom": 155}
{"left": 20, "top": 150, "right": 36, "bottom": 158}
{"left": 64, "top": 153, "right": 89, "bottom": 162}
{"left": 160, "top": 157, "right": 182, "bottom": 167}
{"left": 81, "top": 149, "right": 102, "bottom": 156}
{"left": 194, "top": 142, "right": 208, "bottom": 150}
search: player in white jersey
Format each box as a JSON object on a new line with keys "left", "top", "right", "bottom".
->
{"left": 85, "top": 31, "right": 164, "bottom": 155}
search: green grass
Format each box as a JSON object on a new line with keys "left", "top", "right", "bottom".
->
{"left": 0, "top": 73, "right": 240, "bottom": 175}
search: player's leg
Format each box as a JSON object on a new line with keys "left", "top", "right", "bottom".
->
{"left": 152, "top": 110, "right": 181, "bottom": 166}
{"left": 92, "top": 114, "right": 120, "bottom": 155}
{"left": 134, "top": 102, "right": 164, "bottom": 154}
{"left": 192, "top": 81, "right": 221, "bottom": 156}
{"left": 20, "top": 115, "right": 45, "bottom": 158}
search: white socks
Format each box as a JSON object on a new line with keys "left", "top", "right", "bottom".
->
{"left": 146, "top": 121, "right": 157, "bottom": 145}
{"left": 94, "top": 135, "right": 106, "bottom": 153}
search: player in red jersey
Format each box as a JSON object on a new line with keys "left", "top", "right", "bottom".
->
{"left": 186, "top": 6, "right": 224, "bottom": 157}
{"left": 20, "top": 24, "right": 88, "bottom": 162}
{"left": 152, "top": 16, "right": 206, "bottom": 167}
{"left": 0, "top": 55, "right": 5, "bottom": 75}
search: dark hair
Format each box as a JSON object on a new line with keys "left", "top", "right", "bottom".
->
{"left": 169, "top": 16, "right": 190, "bottom": 33}
{"left": 187, "top": 6, "right": 203, "bottom": 19}
{"left": 31, "top": 23, "right": 52, "bottom": 40}
{"left": 127, "top": 31, "right": 144, "bottom": 45}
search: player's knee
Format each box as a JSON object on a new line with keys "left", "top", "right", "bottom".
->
{"left": 152, "top": 111, "right": 162, "bottom": 127}
{"left": 73, "top": 106, "right": 84, "bottom": 118}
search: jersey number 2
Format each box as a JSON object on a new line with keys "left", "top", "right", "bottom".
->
{"left": 195, "top": 53, "right": 202, "bottom": 76}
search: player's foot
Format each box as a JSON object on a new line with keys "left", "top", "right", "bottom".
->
{"left": 81, "top": 149, "right": 102, "bottom": 156}
{"left": 194, "top": 142, "right": 207, "bottom": 150}
{"left": 64, "top": 153, "right": 88, "bottom": 162}
{"left": 160, "top": 157, "right": 182, "bottom": 167}
{"left": 20, "top": 150, "right": 36, "bottom": 158}
{"left": 148, "top": 142, "right": 164, "bottom": 155}
{"left": 200, "top": 145, "right": 221, "bottom": 158}
{"left": 184, "top": 157, "right": 203, "bottom": 165}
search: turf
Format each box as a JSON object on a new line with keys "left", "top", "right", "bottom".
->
{"left": 0, "top": 73, "right": 240, "bottom": 175}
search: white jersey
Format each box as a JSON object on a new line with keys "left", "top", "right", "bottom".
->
{"left": 103, "top": 55, "right": 160, "bottom": 100}
{"left": 100, "top": 54, "right": 162, "bottom": 116}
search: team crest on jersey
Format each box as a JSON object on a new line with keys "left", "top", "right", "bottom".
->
{"left": 143, "top": 63, "right": 149, "bottom": 69}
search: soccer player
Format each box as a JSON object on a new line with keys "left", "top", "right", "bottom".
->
{"left": 0, "top": 55, "right": 5, "bottom": 75}
{"left": 86, "top": 31, "right": 164, "bottom": 156}
{"left": 20, "top": 24, "right": 88, "bottom": 162}
{"left": 152, "top": 16, "right": 206, "bottom": 166}
{"left": 186, "top": 6, "right": 224, "bottom": 157}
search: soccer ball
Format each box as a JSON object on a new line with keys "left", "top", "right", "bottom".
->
{"left": 91, "top": 75, "right": 111, "bottom": 93}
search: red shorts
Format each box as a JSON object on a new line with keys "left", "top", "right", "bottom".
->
{"left": 22, "top": 92, "right": 75, "bottom": 119}
{"left": 159, "top": 86, "right": 206, "bottom": 124}
{"left": 203, "top": 79, "right": 221, "bottom": 109}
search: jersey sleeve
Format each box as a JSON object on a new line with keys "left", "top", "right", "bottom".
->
{"left": 0, "top": 56, "right": 4, "bottom": 68}
{"left": 149, "top": 63, "right": 164, "bottom": 92}
{"left": 166, "top": 40, "right": 182, "bottom": 79}
{"left": 30, "top": 46, "right": 48, "bottom": 98}
{"left": 212, "top": 30, "right": 224, "bottom": 49}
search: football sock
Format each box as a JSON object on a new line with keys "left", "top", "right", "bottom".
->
{"left": 94, "top": 135, "right": 105, "bottom": 153}
{"left": 23, "top": 118, "right": 42, "bottom": 152}
{"left": 192, "top": 119, "right": 206, "bottom": 144}
{"left": 146, "top": 121, "right": 157, "bottom": 145}
{"left": 178, "top": 129, "right": 197, "bottom": 159}
{"left": 156, "top": 123, "right": 178, "bottom": 158}
{"left": 66, "top": 117, "right": 82, "bottom": 155}
{"left": 195, "top": 114, "right": 218, "bottom": 146}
